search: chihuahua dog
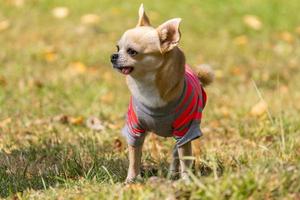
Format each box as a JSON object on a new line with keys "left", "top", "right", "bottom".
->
{"left": 111, "top": 4, "right": 214, "bottom": 183}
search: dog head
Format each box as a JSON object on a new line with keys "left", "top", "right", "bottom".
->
{"left": 111, "top": 4, "right": 182, "bottom": 76}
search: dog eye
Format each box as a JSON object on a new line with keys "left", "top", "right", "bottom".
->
{"left": 127, "top": 48, "right": 138, "bottom": 56}
{"left": 116, "top": 45, "right": 120, "bottom": 52}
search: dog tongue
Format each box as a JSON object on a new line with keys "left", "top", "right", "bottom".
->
{"left": 121, "top": 67, "right": 132, "bottom": 75}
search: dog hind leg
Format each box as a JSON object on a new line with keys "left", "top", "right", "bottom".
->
{"left": 168, "top": 144, "right": 180, "bottom": 179}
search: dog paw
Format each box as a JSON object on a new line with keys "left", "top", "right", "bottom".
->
{"left": 124, "top": 174, "right": 143, "bottom": 184}
{"left": 167, "top": 171, "right": 180, "bottom": 180}
{"left": 180, "top": 171, "right": 191, "bottom": 184}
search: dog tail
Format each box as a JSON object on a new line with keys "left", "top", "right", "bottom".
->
{"left": 195, "top": 64, "right": 214, "bottom": 87}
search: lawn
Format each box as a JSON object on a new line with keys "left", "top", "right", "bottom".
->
{"left": 0, "top": 0, "right": 300, "bottom": 199}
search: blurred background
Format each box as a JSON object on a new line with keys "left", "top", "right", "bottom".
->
{"left": 0, "top": 0, "right": 300, "bottom": 199}
{"left": 1, "top": 0, "right": 300, "bottom": 119}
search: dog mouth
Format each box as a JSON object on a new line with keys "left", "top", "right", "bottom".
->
{"left": 116, "top": 66, "right": 134, "bottom": 75}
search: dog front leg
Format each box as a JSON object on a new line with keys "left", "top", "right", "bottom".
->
{"left": 125, "top": 144, "right": 143, "bottom": 183}
{"left": 178, "top": 141, "right": 193, "bottom": 181}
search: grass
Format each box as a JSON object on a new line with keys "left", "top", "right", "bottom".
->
{"left": 0, "top": 0, "right": 300, "bottom": 199}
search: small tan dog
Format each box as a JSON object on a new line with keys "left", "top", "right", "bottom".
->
{"left": 110, "top": 4, "right": 214, "bottom": 183}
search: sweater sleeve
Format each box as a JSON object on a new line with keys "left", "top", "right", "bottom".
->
{"left": 121, "top": 98, "right": 146, "bottom": 147}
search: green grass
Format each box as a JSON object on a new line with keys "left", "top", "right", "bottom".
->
{"left": 1, "top": 0, "right": 300, "bottom": 199}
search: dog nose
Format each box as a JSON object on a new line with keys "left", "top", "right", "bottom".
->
{"left": 110, "top": 53, "right": 119, "bottom": 63}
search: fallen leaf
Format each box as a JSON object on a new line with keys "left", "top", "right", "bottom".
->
{"left": 12, "top": 0, "right": 24, "bottom": 7}
{"left": 214, "top": 69, "right": 224, "bottom": 79}
{"left": 43, "top": 48, "right": 57, "bottom": 62}
{"left": 231, "top": 66, "right": 243, "bottom": 75}
{"left": 113, "top": 137, "right": 123, "bottom": 151}
{"left": 100, "top": 92, "right": 114, "bottom": 104}
{"left": 86, "top": 116, "right": 104, "bottom": 131}
{"left": 80, "top": 14, "right": 100, "bottom": 25}
{"left": 34, "top": 79, "right": 43, "bottom": 88}
{"left": 220, "top": 106, "right": 230, "bottom": 117}
{"left": 0, "top": 117, "right": 12, "bottom": 128}
{"left": 263, "top": 135, "right": 274, "bottom": 143}
{"left": 0, "top": 118, "right": 12, "bottom": 128}
{"left": 52, "top": 7, "right": 69, "bottom": 19}
{"left": 0, "top": 75, "right": 7, "bottom": 86}
{"left": 209, "top": 120, "right": 221, "bottom": 129}
{"left": 45, "top": 52, "right": 57, "bottom": 62}
{"left": 29, "top": 79, "right": 43, "bottom": 88}
{"left": 0, "top": 20, "right": 10, "bottom": 32}
{"left": 250, "top": 100, "right": 268, "bottom": 116}
{"left": 295, "top": 26, "right": 300, "bottom": 35}
{"left": 53, "top": 114, "right": 69, "bottom": 124}
{"left": 68, "top": 62, "right": 87, "bottom": 74}
{"left": 107, "top": 122, "right": 123, "bottom": 130}
{"left": 279, "top": 85, "right": 289, "bottom": 94}
{"left": 243, "top": 15, "right": 262, "bottom": 30}
{"left": 233, "top": 35, "right": 248, "bottom": 46}
{"left": 279, "top": 31, "right": 294, "bottom": 43}
{"left": 69, "top": 116, "right": 84, "bottom": 125}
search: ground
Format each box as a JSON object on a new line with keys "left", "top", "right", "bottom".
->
{"left": 0, "top": 0, "right": 300, "bottom": 199}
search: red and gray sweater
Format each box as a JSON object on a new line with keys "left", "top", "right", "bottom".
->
{"left": 122, "top": 65, "right": 207, "bottom": 147}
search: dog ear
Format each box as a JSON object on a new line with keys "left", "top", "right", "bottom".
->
{"left": 136, "top": 4, "right": 151, "bottom": 27}
{"left": 157, "top": 18, "right": 182, "bottom": 53}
